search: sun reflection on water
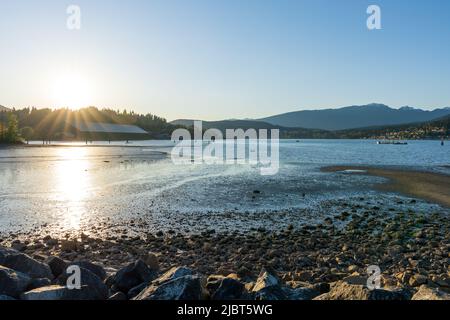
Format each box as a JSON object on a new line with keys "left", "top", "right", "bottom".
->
{"left": 54, "top": 148, "right": 91, "bottom": 230}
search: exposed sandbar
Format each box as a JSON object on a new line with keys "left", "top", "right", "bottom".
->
{"left": 322, "top": 166, "right": 450, "bottom": 208}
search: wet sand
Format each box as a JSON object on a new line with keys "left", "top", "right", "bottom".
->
{"left": 322, "top": 166, "right": 450, "bottom": 208}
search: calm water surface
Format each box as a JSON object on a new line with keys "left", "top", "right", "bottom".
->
{"left": 0, "top": 139, "right": 448, "bottom": 234}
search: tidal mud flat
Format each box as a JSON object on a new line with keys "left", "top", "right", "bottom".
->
{"left": 322, "top": 165, "right": 450, "bottom": 208}
{"left": 1, "top": 194, "right": 449, "bottom": 300}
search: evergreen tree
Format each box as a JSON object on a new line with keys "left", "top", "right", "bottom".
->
{"left": 5, "top": 113, "right": 19, "bottom": 143}
{"left": 20, "top": 126, "right": 34, "bottom": 144}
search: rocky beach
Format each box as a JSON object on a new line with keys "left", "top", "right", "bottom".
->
{"left": 1, "top": 195, "right": 449, "bottom": 300}
{"left": 2, "top": 0, "right": 450, "bottom": 308}
{"left": 1, "top": 142, "right": 449, "bottom": 300}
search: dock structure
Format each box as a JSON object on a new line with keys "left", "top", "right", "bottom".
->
{"left": 377, "top": 140, "right": 408, "bottom": 145}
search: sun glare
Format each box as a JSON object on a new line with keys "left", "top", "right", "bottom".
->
{"left": 54, "top": 147, "right": 91, "bottom": 230}
{"left": 51, "top": 73, "right": 93, "bottom": 109}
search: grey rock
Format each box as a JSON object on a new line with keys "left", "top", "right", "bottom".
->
{"left": 0, "top": 295, "right": 16, "bottom": 300}
{"left": 56, "top": 266, "right": 108, "bottom": 300}
{"left": 108, "top": 291, "right": 127, "bottom": 300}
{"left": 253, "top": 268, "right": 280, "bottom": 292}
{"left": 127, "top": 267, "right": 195, "bottom": 299}
{"left": 27, "top": 277, "right": 52, "bottom": 291}
{"left": 127, "top": 281, "right": 151, "bottom": 299}
{"left": 285, "top": 287, "right": 320, "bottom": 300}
{"left": 21, "top": 285, "right": 68, "bottom": 300}
{"left": 47, "top": 256, "right": 67, "bottom": 278}
{"left": 412, "top": 285, "right": 450, "bottom": 300}
{"left": 0, "top": 246, "right": 17, "bottom": 262}
{"left": 211, "top": 278, "right": 244, "bottom": 300}
{"left": 10, "top": 240, "right": 27, "bottom": 252}
{"left": 431, "top": 275, "right": 450, "bottom": 288}
{"left": 153, "top": 266, "right": 194, "bottom": 285}
{"left": 134, "top": 275, "right": 203, "bottom": 300}
{"left": 409, "top": 274, "right": 428, "bottom": 287}
{"left": 0, "top": 251, "right": 52, "bottom": 279}
{"left": 144, "top": 252, "right": 159, "bottom": 271}
{"left": 111, "top": 259, "right": 157, "bottom": 293}
{"left": 311, "top": 282, "right": 330, "bottom": 294}
{"left": 70, "top": 261, "right": 106, "bottom": 280}
{"left": 252, "top": 268, "right": 287, "bottom": 300}
{"left": 206, "top": 275, "right": 226, "bottom": 295}
{"left": 0, "top": 265, "right": 31, "bottom": 298}
{"left": 368, "top": 288, "right": 413, "bottom": 300}
{"left": 21, "top": 285, "right": 105, "bottom": 300}
{"left": 254, "top": 286, "right": 287, "bottom": 300}
{"left": 254, "top": 281, "right": 320, "bottom": 300}
{"left": 314, "top": 280, "right": 412, "bottom": 300}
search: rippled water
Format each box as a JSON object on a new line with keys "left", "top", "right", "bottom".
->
{"left": 0, "top": 139, "right": 448, "bottom": 234}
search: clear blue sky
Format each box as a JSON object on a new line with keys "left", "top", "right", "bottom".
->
{"left": 1, "top": 0, "right": 449, "bottom": 120}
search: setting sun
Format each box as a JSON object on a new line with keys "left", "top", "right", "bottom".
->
{"left": 51, "top": 73, "right": 93, "bottom": 109}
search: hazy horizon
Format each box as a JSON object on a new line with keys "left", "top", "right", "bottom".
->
{"left": 1, "top": 0, "right": 450, "bottom": 121}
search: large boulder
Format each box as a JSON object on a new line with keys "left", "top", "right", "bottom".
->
{"left": 409, "top": 274, "right": 428, "bottom": 287}
{"left": 111, "top": 260, "right": 157, "bottom": 293}
{"left": 133, "top": 275, "right": 203, "bottom": 300}
{"left": 108, "top": 292, "right": 127, "bottom": 300}
{"left": 431, "top": 275, "right": 450, "bottom": 288}
{"left": 144, "top": 252, "right": 159, "bottom": 271}
{"left": 412, "top": 285, "right": 450, "bottom": 300}
{"left": 286, "top": 287, "right": 321, "bottom": 300}
{"left": 251, "top": 268, "right": 321, "bottom": 300}
{"left": 127, "top": 282, "right": 150, "bottom": 299}
{"left": 69, "top": 261, "right": 106, "bottom": 280}
{"left": 60, "top": 240, "right": 79, "bottom": 252}
{"left": 47, "top": 256, "right": 68, "bottom": 278}
{"left": 27, "top": 278, "right": 52, "bottom": 291}
{"left": 0, "top": 249, "right": 52, "bottom": 279}
{"left": 0, "top": 246, "right": 17, "bottom": 261}
{"left": 56, "top": 267, "right": 108, "bottom": 300}
{"left": 0, "top": 265, "right": 31, "bottom": 298}
{"left": 21, "top": 285, "right": 105, "bottom": 300}
{"left": 153, "top": 266, "right": 194, "bottom": 285}
{"left": 211, "top": 277, "right": 245, "bottom": 300}
{"left": 252, "top": 268, "right": 288, "bottom": 300}
{"left": 10, "top": 240, "right": 27, "bottom": 252}
{"left": 314, "top": 280, "right": 412, "bottom": 300}
{"left": 206, "top": 275, "right": 226, "bottom": 294}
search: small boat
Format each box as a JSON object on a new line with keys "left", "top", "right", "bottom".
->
{"left": 377, "top": 140, "right": 408, "bottom": 145}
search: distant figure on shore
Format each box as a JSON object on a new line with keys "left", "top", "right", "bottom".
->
{"left": 441, "top": 138, "right": 444, "bottom": 146}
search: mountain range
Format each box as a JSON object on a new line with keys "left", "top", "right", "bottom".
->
{"left": 171, "top": 104, "right": 450, "bottom": 131}
{"left": 259, "top": 103, "right": 450, "bottom": 130}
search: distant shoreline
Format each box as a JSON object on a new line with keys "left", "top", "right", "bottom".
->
{"left": 0, "top": 137, "right": 448, "bottom": 146}
{"left": 0, "top": 142, "right": 25, "bottom": 148}
{"left": 322, "top": 165, "right": 450, "bottom": 208}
